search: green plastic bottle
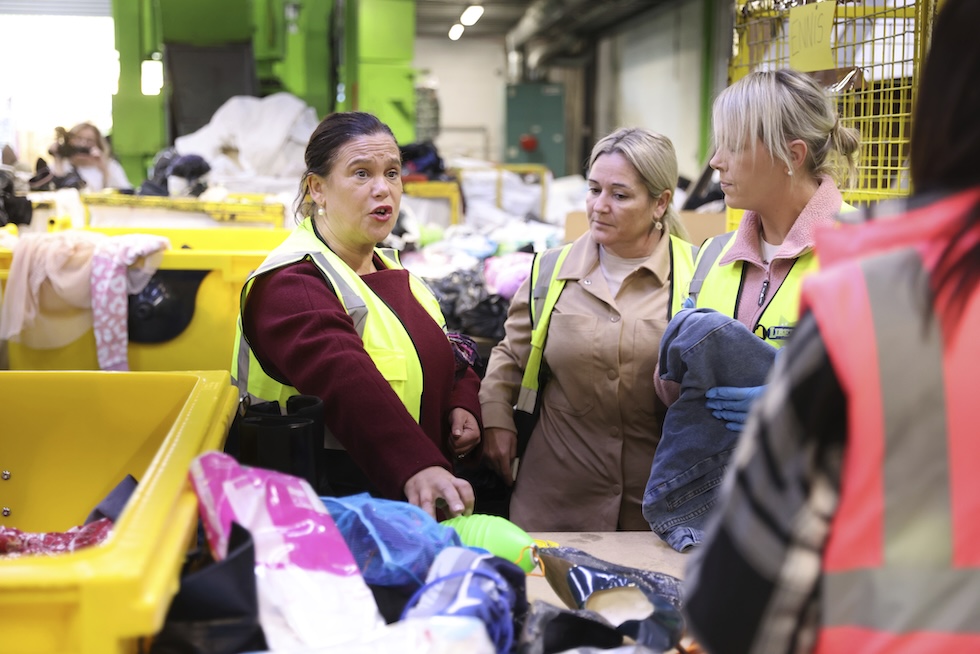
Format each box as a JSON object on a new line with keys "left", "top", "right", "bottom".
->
{"left": 441, "top": 514, "right": 538, "bottom": 573}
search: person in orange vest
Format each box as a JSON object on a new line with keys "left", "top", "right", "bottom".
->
{"left": 683, "top": 0, "right": 980, "bottom": 651}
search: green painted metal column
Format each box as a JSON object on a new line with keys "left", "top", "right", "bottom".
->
{"left": 698, "top": 0, "right": 717, "bottom": 166}
{"left": 339, "top": 0, "right": 416, "bottom": 144}
{"left": 111, "top": 0, "right": 167, "bottom": 185}
{"left": 272, "top": 0, "right": 334, "bottom": 117}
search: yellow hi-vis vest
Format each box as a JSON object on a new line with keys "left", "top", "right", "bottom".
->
{"left": 687, "top": 230, "right": 814, "bottom": 347}
{"left": 515, "top": 235, "right": 698, "bottom": 420}
{"left": 230, "top": 218, "right": 446, "bottom": 448}
{"left": 688, "top": 203, "right": 857, "bottom": 348}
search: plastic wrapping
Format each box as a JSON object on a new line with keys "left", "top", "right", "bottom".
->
{"left": 189, "top": 452, "right": 384, "bottom": 651}
{"left": 321, "top": 493, "right": 461, "bottom": 592}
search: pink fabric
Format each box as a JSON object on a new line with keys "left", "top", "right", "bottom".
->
{"left": 483, "top": 251, "right": 534, "bottom": 300}
{"left": 0, "top": 231, "right": 101, "bottom": 348}
{"left": 90, "top": 235, "right": 169, "bottom": 370}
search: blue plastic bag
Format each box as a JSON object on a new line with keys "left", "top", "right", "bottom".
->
{"left": 321, "top": 493, "right": 462, "bottom": 592}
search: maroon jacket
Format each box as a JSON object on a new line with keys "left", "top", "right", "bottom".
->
{"left": 243, "top": 258, "right": 483, "bottom": 499}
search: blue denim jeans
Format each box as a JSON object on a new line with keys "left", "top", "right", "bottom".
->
{"left": 643, "top": 308, "right": 776, "bottom": 551}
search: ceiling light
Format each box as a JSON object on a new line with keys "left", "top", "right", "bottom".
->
{"left": 460, "top": 5, "right": 484, "bottom": 26}
{"left": 448, "top": 23, "right": 465, "bottom": 40}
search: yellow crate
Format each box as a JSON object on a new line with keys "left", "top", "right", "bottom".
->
{"left": 0, "top": 370, "right": 237, "bottom": 654}
{"left": 76, "top": 192, "right": 288, "bottom": 230}
{"left": 453, "top": 163, "right": 550, "bottom": 221}
{"left": 730, "top": 1, "right": 941, "bottom": 202}
{"left": 1, "top": 227, "right": 290, "bottom": 371}
{"left": 403, "top": 180, "right": 464, "bottom": 225}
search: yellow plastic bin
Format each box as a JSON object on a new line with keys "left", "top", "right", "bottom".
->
{"left": 1, "top": 227, "right": 290, "bottom": 371}
{"left": 79, "top": 193, "right": 287, "bottom": 230}
{"left": 0, "top": 369, "right": 238, "bottom": 654}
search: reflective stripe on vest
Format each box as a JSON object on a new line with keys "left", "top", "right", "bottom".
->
{"left": 232, "top": 249, "right": 370, "bottom": 404}
{"left": 690, "top": 203, "right": 856, "bottom": 347}
{"left": 515, "top": 244, "right": 572, "bottom": 414}
{"left": 806, "top": 247, "right": 980, "bottom": 651}
{"left": 230, "top": 219, "right": 445, "bottom": 449}
{"left": 516, "top": 234, "right": 697, "bottom": 414}
{"left": 689, "top": 230, "right": 816, "bottom": 347}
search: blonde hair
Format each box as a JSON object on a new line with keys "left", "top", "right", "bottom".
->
{"left": 712, "top": 69, "right": 860, "bottom": 185}
{"left": 588, "top": 127, "right": 688, "bottom": 241}
{"left": 68, "top": 122, "right": 111, "bottom": 156}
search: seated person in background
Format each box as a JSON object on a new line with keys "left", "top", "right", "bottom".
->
{"left": 48, "top": 122, "right": 132, "bottom": 192}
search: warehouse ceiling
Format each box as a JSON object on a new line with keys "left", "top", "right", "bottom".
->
{"left": 415, "top": 0, "right": 535, "bottom": 39}
{"left": 415, "top": 0, "right": 675, "bottom": 68}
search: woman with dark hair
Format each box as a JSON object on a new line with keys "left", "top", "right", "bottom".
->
{"left": 684, "top": 0, "right": 980, "bottom": 651}
{"left": 231, "top": 111, "right": 481, "bottom": 518}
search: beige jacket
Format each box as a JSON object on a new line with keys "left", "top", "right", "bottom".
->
{"left": 480, "top": 231, "right": 673, "bottom": 531}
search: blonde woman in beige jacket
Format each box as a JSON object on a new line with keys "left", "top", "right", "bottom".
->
{"left": 479, "top": 127, "right": 696, "bottom": 532}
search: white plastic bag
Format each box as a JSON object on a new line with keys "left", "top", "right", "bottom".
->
{"left": 189, "top": 452, "right": 385, "bottom": 650}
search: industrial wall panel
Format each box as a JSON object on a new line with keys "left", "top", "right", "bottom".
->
{"left": 0, "top": 0, "right": 111, "bottom": 16}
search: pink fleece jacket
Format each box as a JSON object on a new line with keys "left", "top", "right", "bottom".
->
{"left": 721, "top": 175, "right": 843, "bottom": 328}
{"left": 654, "top": 176, "right": 844, "bottom": 406}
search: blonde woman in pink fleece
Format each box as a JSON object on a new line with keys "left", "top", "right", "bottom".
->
{"left": 660, "top": 68, "right": 860, "bottom": 431}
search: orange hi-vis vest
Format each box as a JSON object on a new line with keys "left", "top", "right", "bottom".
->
{"left": 801, "top": 190, "right": 980, "bottom": 653}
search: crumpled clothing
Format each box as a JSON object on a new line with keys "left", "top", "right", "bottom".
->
{"left": 0, "top": 231, "right": 169, "bottom": 369}
{"left": 0, "top": 518, "right": 114, "bottom": 558}
{"left": 483, "top": 251, "right": 534, "bottom": 301}
{"left": 91, "top": 234, "right": 169, "bottom": 370}
{"left": 447, "top": 332, "right": 479, "bottom": 379}
{"left": 0, "top": 230, "right": 103, "bottom": 348}
{"left": 643, "top": 307, "right": 776, "bottom": 552}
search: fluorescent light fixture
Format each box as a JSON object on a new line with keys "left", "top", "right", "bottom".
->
{"left": 460, "top": 5, "right": 484, "bottom": 26}
{"left": 141, "top": 59, "right": 164, "bottom": 96}
{"left": 449, "top": 23, "right": 465, "bottom": 40}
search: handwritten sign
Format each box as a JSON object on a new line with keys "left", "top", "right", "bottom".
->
{"left": 789, "top": 2, "right": 836, "bottom": 72}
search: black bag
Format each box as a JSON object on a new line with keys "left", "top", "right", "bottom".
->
{"left": 225, "top": 395, "right": 326, "bottom": 493}
{"left": 513, "top": 361, "right": 550, "bottom": 460}
{"left": 148, "top": 522, "right": 267, "bottom": 654}
{"left": 458, "top": 294, "right": 509, "bottom": 342}
{"left": 513, "top": 406, "right": 538, "bottom": 461}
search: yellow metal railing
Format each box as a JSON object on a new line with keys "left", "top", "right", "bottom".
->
{"left": 403, "top": 180, "right": 464, "bottom": 225}
{"left": 452, "top": 163, "right": 550, "bottom": 223}
{"left": 81, "top": 192, "right": 286, "bottom": 227}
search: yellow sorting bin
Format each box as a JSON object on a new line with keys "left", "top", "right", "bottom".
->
{"left": 1, "top": 227, "right": 290, "bottom": 371}
{"left": 0, "top": 369, "right": 238, "bottom": 654}
{"left": 80, "top": 192, "right": 287, "bottom": 230}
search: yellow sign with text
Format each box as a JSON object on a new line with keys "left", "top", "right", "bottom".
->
{"left": 789, "top": 2, "right": 836, "bottom": 72}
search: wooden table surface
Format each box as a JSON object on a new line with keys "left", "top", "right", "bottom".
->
{"left": 525, "top": 531, "right": 689, "bottom": 605}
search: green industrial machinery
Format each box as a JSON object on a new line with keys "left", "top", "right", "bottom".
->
{"left": 336, "top": 0, "right": 417, "bottom": 143}
{"left": 111, "top": 0, "right": 415, "bottom": 185}
{"left": 505, "top": 82, "right": 566, "bottom": 177}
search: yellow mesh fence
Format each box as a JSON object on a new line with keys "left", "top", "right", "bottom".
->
{"left": 729, "top": 0, "right": 942, "bottom": 207}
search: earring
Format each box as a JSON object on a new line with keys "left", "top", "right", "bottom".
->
{"left": 317, "top": 205, "right": 325, "bottom": 216}
{"left": 787, "top": 169, "right": 794, "bottom": 176}
{"left": 654, "top": 220, "right": 663, "bottom": 232}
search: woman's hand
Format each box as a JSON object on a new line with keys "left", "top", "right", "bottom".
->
{"left": 74, "top": 146, "right": 108, "bottom": 175}
{"left": 404, "top": 466, "right": 475, "bottom": 519}
{"left": 449, "top": 408, "right": 481, "bottom": 458}
{"left": 484, "top": 427, "right": 518, "bottom": 486}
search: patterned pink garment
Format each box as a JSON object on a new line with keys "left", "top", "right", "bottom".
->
{"left": 90, "top": 235, "right": 170, "bottom": 370}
